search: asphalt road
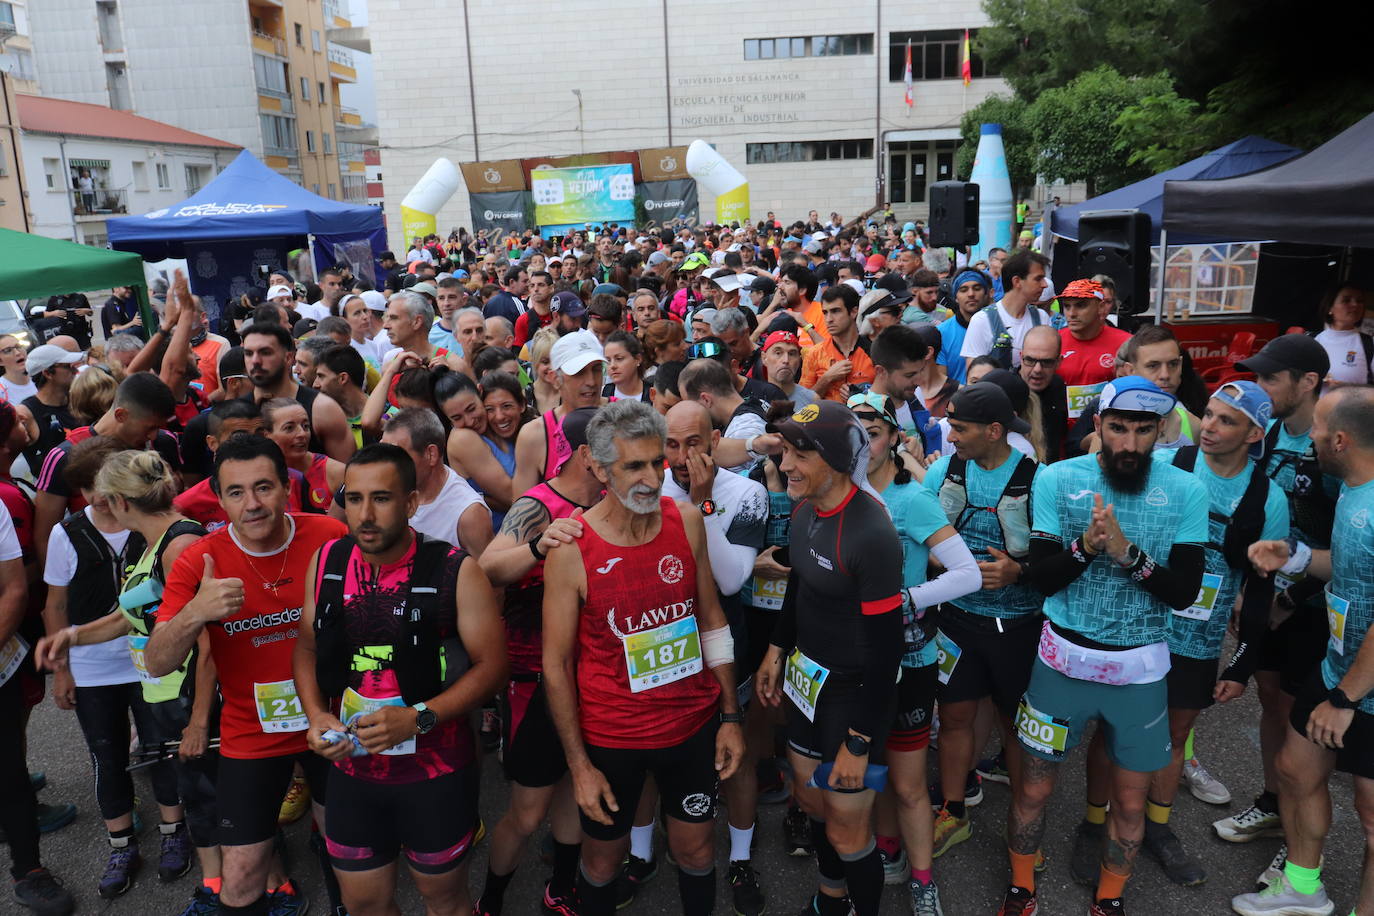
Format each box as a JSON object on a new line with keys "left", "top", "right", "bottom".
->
{"left": 15, "top": 686, "right": 1366, "bottom": 916}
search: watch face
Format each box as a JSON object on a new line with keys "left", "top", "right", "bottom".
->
{"left": 699, "top": 499, "right": 716, "bottom": 516}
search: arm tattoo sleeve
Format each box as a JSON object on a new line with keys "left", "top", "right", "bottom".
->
{"left": 498, "top": 497, "right": 551, "bottom": 544}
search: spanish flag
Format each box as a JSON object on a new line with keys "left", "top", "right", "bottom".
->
{"left": 961, "top": 29, "right": 972, "bottom": 86}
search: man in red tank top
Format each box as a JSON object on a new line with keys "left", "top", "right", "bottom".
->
{"left": 542, "top": 400, "right": 745, "bottom": 916}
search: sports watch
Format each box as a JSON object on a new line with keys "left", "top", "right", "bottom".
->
{"left": 1328, "top": 687, "right": 1361, "bottom": 710}
{"left": 413, "top": 702, "right": 438, "bottom": 735}
{"left": 844, "top": 733, "right": 870, "bottom": 757}
{"left": 698, "top": 499, "right": 717, "bottom": 517}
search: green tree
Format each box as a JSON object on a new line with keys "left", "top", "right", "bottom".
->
{"left": 1024, "top": 67, "right": 1175, "bottom": 196}
{"left": 1112, "top": 88, "right": 1214, "bottom": 174}
{"left": 956, "top": 94, "right": 1036, "bottom": 193}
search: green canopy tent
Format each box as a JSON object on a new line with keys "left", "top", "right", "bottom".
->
{"left": 0, "top": 227, "right": 156, "bottom": 333}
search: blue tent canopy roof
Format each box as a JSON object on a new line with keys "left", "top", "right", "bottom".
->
{"left": 108, "top": 150, "right": 382, "bottom": 259}
{"left": 1049, "top": 136, "right": 1302, "bottom": 245}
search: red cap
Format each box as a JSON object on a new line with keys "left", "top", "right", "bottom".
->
{"left": 865, "top": 253, "right": 887, "bottom": 271}
{"left": 762, "top": 330, "right": 800, "bottom": 351}
{"left": 1061, "top": 278, "right": 1105, "bottom": 300}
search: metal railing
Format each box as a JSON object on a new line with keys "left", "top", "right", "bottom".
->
{"left": 253, "top": 30, "right": 287, "bottom": 57}
{"left": 69, "top": 188, "right": 127, "bottom": 217}
{"left": 327, "top": 46, "right": 354, "bottom": 68}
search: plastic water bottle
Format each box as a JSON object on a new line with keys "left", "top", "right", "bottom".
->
{"left": 806, "top": 763, "right": 889, "bottom": 793}
{"left": 969, "top": 123, "right": 1014, "bottom": 263}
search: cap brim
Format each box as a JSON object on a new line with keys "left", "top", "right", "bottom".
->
{"left": 1008, "top": 416, "right": 1032, "bottom": 435}
{"left": 555, "top": 353, "right": 604, "bottom": 375}
{"left": 1233, "top": 354, "right": 1281, "bottom": 374}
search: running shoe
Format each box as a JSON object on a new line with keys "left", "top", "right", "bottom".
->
{"left": 728, "top": 860, "right": 766, "bottom": 916}
{"left": 28, "top": 771, "right": 46, "bottom": 792}
{"left": 158, "top": 822, "right": 194, "bottom": 881}
{"left": 613, "top": 854, "right": 657, "bottom": 909}
{"left": 757, "top": 758, "right": 790, "bottom": 805}
{"left": 1070, "top": 819, "right": 1105, "bottom": 886}
{"left": 909, "top": 879, "right": 944, "bottom": 915}
{"left": 1231, "top": 872, "right": 1335, "bottom": 916}
{"left": 976, "top": 749, "right": 1010, "bottom": 786}
{"left": 542, "top": 881, "right": 578, "bottom": 916}
{"left": 931, "top": 808, "right": 971, "bottom": 858}
{"left": 177, "top": 885, "right": 220, "bottom": 916}
{"left": 1142, "top": 821, "right": 1206, "bottom": 886}
{"left": 1089, "top": 897, "right": 1125, "bottom": 916}
{"left": 1181, "top": 758, "right": 1231, "bottom": 804}
{"left": 267, "top": 882, "right": 311, "bottom": 916}
{"left": 880, "top": 845, "right": 909, "bottom": 885}
{"left": 995, "top": 885, "right": 1038, "bottom": 916}
{"left": 13, "top": 868, "right": 75, "bottom": 916}
{"left": 277, "top": 776, "right": 310, "bottom": 826}
{"left": 1256, "top": 844, "right": 1287, "bottom": 891}
{"left": 1214, "top": 799, "right": 1284, "bottom": 843}
{"left": 36, "top": 803, "right": 76, "bottom": 835}
{"left": 926, "top": 771, "right": 983, "bottom": 810}
{"left": 98, "top": 842, "right": 141, "bottom": 899}
{"left": 783, "top": 804, "right": 813, "bottom": 857}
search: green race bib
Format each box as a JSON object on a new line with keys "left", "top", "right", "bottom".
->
{"left": 935, "top": 631, "right": 962, "bottom": 685}
{"left": 1327, "top": 589, "right": 1350, "bottom": 657}
{"left": 340, "top": 688, "right": 415, "bottom": 755}
{"left": 253, "top": 679, "right": 308, "bottom": 733}
{"left": 621, "top": 616, "right": 703, "bottom": 693}
{"left": 783, "top": 648, "right": 831, "bottom": 722}
{"left": 1174, "top": 572, "right": 1223, "bottom": 622}
{"left": 1015, "top": 699, "right": 1069, "bottom": 758}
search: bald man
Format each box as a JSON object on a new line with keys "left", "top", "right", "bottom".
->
{"left": 1020, "top": 324, "right": 1068, "bottom": 461}
{"left": 634, "top": 399, "right": 772, "bottom": 906}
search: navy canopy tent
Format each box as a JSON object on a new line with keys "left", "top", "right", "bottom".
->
{"left": 1164, "top": 113, "right": 1374, "bottom": 249}
{"left": 1051, "top": 136, "right": 1302, "bottom": 245}
{"left": 107, "top": 150, "right": 382, "bottom": 258}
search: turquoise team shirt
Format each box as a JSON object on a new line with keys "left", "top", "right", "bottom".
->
{"left": 1153, "top": 449, "right": 1290, "bottom": 660}
{"left": 1323, "top": 478, "right": 1374, "bottom": 715}
{"left": 924, "top": 451, "right": 1042, "bottom": 619}
{"left": 1032, "top": 454, "right": 1209, "bottom": 647}
{"left": 884, "top": 479, "right": 951, "bottom": 667}
{"left": 1263, "top": 419, "right": 1340, "bottom": 549}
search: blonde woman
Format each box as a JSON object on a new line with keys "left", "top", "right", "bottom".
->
{"left": 527, "top": 325, "right": 561, "bottom": 415}
{"left": 68, "top": 364, "right": 119, "bottom": 425}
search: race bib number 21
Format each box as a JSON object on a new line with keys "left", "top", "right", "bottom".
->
{"left": 253, "top": 679, "right": 308, "bottom": 733}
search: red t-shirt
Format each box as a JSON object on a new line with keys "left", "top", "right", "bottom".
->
{"left": 574, "top": 498, "right": 720, "bottom": 749}
{"left": 1058, "top": 324, "right": 1132, "bottom": 418}
{"left": 157, "top": 513, "right": 348, "bottom": 759}
{"left": 513, "top": 309, "right": 553, "bottom": 347}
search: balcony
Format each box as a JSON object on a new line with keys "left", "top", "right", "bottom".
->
{"left": 327, "top": 46, "right": 356, "bottom": 82}
{"left": 252, "top": 30, "right": 287, "bottom": 58}
{"left": 70, "top": 188, "right": 127, "bottom": 219}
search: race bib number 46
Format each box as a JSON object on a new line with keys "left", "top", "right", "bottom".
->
{"left": 1015, "top": 699, "right": 1070, "bottom": 758}
{"left": 622, "top": 616, "right": 703, "bottom": 693}
{"left": 253, "top": 679, "right": 308, "bottom": 733}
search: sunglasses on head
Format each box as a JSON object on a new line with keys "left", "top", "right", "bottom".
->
{"left": 688, "top": 340, "right": 725, "bottom": 360}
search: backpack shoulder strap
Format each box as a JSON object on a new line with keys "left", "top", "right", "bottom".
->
{"left": 981, "top": 304, "right": 1006, "bottom": 340}
{"left": 1171, "top": 445, "right": 1200, "bottom": 473}
{"left": 1223, "top": 460, "right": 1273, "bottom": 570}
{"left": 1362, "top": 333, "right": 1374, "bottom": 384}
{"left": 1005, "top": 453, "right": 1038, "bottom": 496}
{"left": 152, "top": 520, "right": 207, "bottom": 583}
{"left": 1029, "top": 306, "right": 1043, "bottom": 326}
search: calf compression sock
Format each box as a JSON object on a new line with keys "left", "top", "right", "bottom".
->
{"left": 677, "top": 865, "right": 716, "bottom": 916}
{"left": 550, "top": 841, "right": 581, "bottom": 895}
{"left": 481, "top": 867, "right": 515, "bottom": 911}
{"left": 839, "top": 840, "right": 884, "bottom": 916}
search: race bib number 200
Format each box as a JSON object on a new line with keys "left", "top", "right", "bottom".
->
{"left": 1015, "top": 698, "right": 1070, "bottom": 758}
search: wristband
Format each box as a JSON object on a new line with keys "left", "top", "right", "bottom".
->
{"left": 1070, "top": 537, "right": 1095, "bottom": 565}
{"left": 701, "top": 625, "right": 734, "bottom": 668}
{"left": 529, "top": 539, "right": 546, "bottom": 561}
{"left": 66, "top": 624, "right": 80, "bottom": 647}
{"left": 1279, "top": 539, "right": 1312, "bottom": 577}
{"left": 720, "top": 712, "right": 744, "bottom": 725}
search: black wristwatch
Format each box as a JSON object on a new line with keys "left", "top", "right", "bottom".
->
{"left": 1328, "top": 687, "right": 1361, "bottom": 710}
{"left": 1114, "top": 543, "right": 1142, "bottom": 569}
{"left": 413, "top": 702, "right": 438, "bottom": 735}
{"left": 844, "top": 733, "right": 870, "bottom": 757}
{"left": 720, "top": 712, "right": 744, "bottom": 725}
{"left": 698, "top": 499, "right": 717, "bottom": 517}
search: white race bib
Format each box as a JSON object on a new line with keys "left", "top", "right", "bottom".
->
{"left": 783, "top": 648, "right": 830, "bottom": 723}
{"left": 1327, "top": 589, "right": 1350, "bottom": 657}
{"left": 253, "top": 679, "right": 308, "bottom": 733}
{"left": 621, "top": 616, "right": 703, "bottom": 693}
{"left": 1174, "top": 573, "right": 1223, "bottom": 622}
{"left": 126, "top": 634, "right": 161, "bottom": 685}
{"left": 0, "top": 635, "right": 28, "bottom": 688}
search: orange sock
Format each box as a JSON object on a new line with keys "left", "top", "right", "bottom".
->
{"left": 271, "top": 879, "right": 295, "bottom": 896}
{"left": 202, "top": 876, "right": 222, "bottom": 894}
{"left": 1096, "top": 864, "right": 1128, "bottom": 900}
{"left": 1010, "top": 850, "right": 1038, "bottom": 892}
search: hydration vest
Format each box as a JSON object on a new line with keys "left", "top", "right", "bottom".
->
{"left": 982, "top": 303, "right": 1041, "bottom": 370}
{"left": 1262, "top": 421, "right": 1335, "bottom": 549}
{"left": 313, "top": 534, "right": 468, "bottom": 705}
{"left": 1170, "top": 446, "right": 1269, "bottom": 571}
{"left": 938, "top": 453, "right": 1036, "bottom": 558}
{"left": 61, "top": 512, "right": 145, "bottom": 626}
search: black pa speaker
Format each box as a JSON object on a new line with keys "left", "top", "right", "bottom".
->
{"left": 928, "top": 181, "right": 979, "bottom": 248}
{"left": 1077, "top": 209, "right": 1151, "bottom": 315}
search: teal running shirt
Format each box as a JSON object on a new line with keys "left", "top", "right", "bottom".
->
{"left": 1322, "top": 478, "right": 1374, "bottom": 715}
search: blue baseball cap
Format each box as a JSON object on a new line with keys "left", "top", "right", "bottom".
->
{"left": 1098, "top": 376, "right": 1177, "bottom": 417}
{"left": 1210, "top": 379, "right": 1273, "bottom": 459}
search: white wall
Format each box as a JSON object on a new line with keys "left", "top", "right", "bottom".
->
{"left": 370, "top": 0, "right": 1005, "bottom": 236}
{"left": 22, "top": 132, "right": 232, "bottom": 243}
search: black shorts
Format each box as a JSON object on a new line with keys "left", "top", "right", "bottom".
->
{"left": 1166, "top": 654, "right": 1218, "bottom": 710}
{"left": 889, "top": 664, "right": 937, "bottom": 753}
{"left": 787, "top": 677, "right": 894, "bottom": 767}
{"left": 1257, "top": 604, "right": 1328, "bottom": 695}
{"left": 325, "top": 767, "right": 478, "bottom": 875}
{"left": 1289, "top": 668, "right": 1374, "bottom": 780}
{"left": 742, "top": 607, "right": 779, "bottom": 689}
{"left": 501, "top": 679, "right": 567, "bottom": 788}
{"left": 215, "top": 750, "right": 330, "bottom": 846}
{"left": 582, "top": 719, "right": 720, "bottom": 842}
{"left": 935, "top": 606, "right": 1041, "bottom": 717}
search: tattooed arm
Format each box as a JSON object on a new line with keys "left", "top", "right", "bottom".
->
{"left": 478, "top": 496, "right": 554, "bottom": 587}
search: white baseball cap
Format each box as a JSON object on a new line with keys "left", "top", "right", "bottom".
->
{"left": 360, "top": 290, "right": 387, "bottom": 312}
{"left": 267, "top": 284, "right": 294, "bottom": 300}
{"left": 550, "top": 329, "right": 605, "bottom": 375}
{"left": 25, "top": 344, "right": 83, "bottom": 375}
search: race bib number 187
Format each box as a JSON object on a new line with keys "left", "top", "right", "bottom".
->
{"left": 622, "top": 616, "right": 703, "bottom": 693}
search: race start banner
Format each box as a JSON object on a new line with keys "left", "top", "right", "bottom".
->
{"left": 531, "top": 164, "right": 635, "bottom": 227}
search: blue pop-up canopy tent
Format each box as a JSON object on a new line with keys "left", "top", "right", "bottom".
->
{"left": 1050, "top": 136, "right": 1302, "bottom": 245}
{"left": 108, "top": 151, "right": 386, "bottom": 324}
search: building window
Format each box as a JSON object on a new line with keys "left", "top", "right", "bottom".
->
{"left": 888, "top": 30, "right": 995, "bottom": 81}
{"left": 328, "top": 183, "right": 336, "bottom": 199}
{"left": 318, "top": 82, "right": 326, "bottom": 104}
{"left": 253, "top": 53, "right": 288, "bottom": 94}
{"left": 132, "top": 161, "right": 148, "bottom": 191}
{"left": 155, "top": 163, "right": 171, "bottom": 190}
{"left": 294, "top": 23, "right": 303, "bottom": 45}
{"left": 43, "top": 157, "right": 60, "bottom": 189}
{"left": 744, "top": 33, "right": 872, "bottom": 60}
{"left": 260, "top": 113, "right": 298, "bottom": 153}
{"left": 305, "top": 130, "right": 316, "bottom": 152}
{"left": 746, "top": 139, "right": 874, "bottom": 164}
{"left": 0, "top": 3, "right": 15, "bottom": 30}
{"left": 300, "top": 77, "right": 310, "bottom": 101}
{"left": 313, "top": 183, "right": 320, "bottom": 194}
{"left": 322, "top": 133, "right": 332, "bottom": 153}
{"left": 311, "top": 29, "right": 321, "bottom": 51}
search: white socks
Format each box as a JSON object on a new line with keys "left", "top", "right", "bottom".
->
{"left": 630, "top": 823, "right": 654, "bottom": 861}
{"left": 729, "top": 823, "right": 755, "bottom": 863}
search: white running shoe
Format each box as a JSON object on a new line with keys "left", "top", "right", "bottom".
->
{"left": 1231, "top": 872, "right": 1334, "bottom": 916}
{"left": 1215, "top": 802, "right": 1284, "bottom": 843}
{"left": 1257, "top": 844, "right": 1287, "bottom": 890}
{"left": 1182, "top": 757, "right": 1232, "bottom": 804}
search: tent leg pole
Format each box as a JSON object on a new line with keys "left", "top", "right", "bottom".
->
{"left": 1153, "top": 228, "right": 1167, "bottom": 324}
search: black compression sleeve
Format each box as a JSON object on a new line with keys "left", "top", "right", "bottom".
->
{"left": 1220, "top": 570, "right": 1275, "bottom": 685}
{"left": 1025, "top": 534, "right": 1094, "bottom": 596}
{"left": 769, "top": 569, "right": 799, "bottom": 654}
{"left": 1129, "top": 542, "right": 1205, "bottom": 610}
{"left": 851, "top": 607, "right": 905, "bottom": 739}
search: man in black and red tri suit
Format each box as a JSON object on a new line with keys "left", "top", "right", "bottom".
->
{"left": 542, "top": 399, "right": 746, "bottom": 916}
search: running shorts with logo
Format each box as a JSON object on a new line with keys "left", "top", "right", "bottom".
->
{"left": 326, "top": 767, "right": 479, "bottom": 874}
{"left": 217, "top": 750, "right": 331, "bottom": 846}
{"left": 1289, "top": 668, "right": 1374, "bottom": 779}
{"left": 501, "top": 680, "right": 567, "bottom": 788}
{"left": 888, "top": 664, "right": 937, "bottom": 753}
{"left": 936, "top": 605, "right": 1041, "bottom": 716}
{"left": 582, "top": 718, "right": 721, "bottom": 840}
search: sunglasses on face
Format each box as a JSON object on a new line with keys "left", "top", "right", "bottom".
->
{"left": 687, "top": 340, "right": 726, "bottom": 360}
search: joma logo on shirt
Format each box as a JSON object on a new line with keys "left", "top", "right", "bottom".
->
{"left": 607, "top": 599, "right": 696, "bottom": 637}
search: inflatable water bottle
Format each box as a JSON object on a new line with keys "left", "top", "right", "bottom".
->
{"left": 969, "top": 123, "right": 1013, "bottom": 262}
{"left": 686, "top": 139, "right": 750, "bottom": 225}
{"left": 400, "top": 158, "right": 460, "bottom": 244}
